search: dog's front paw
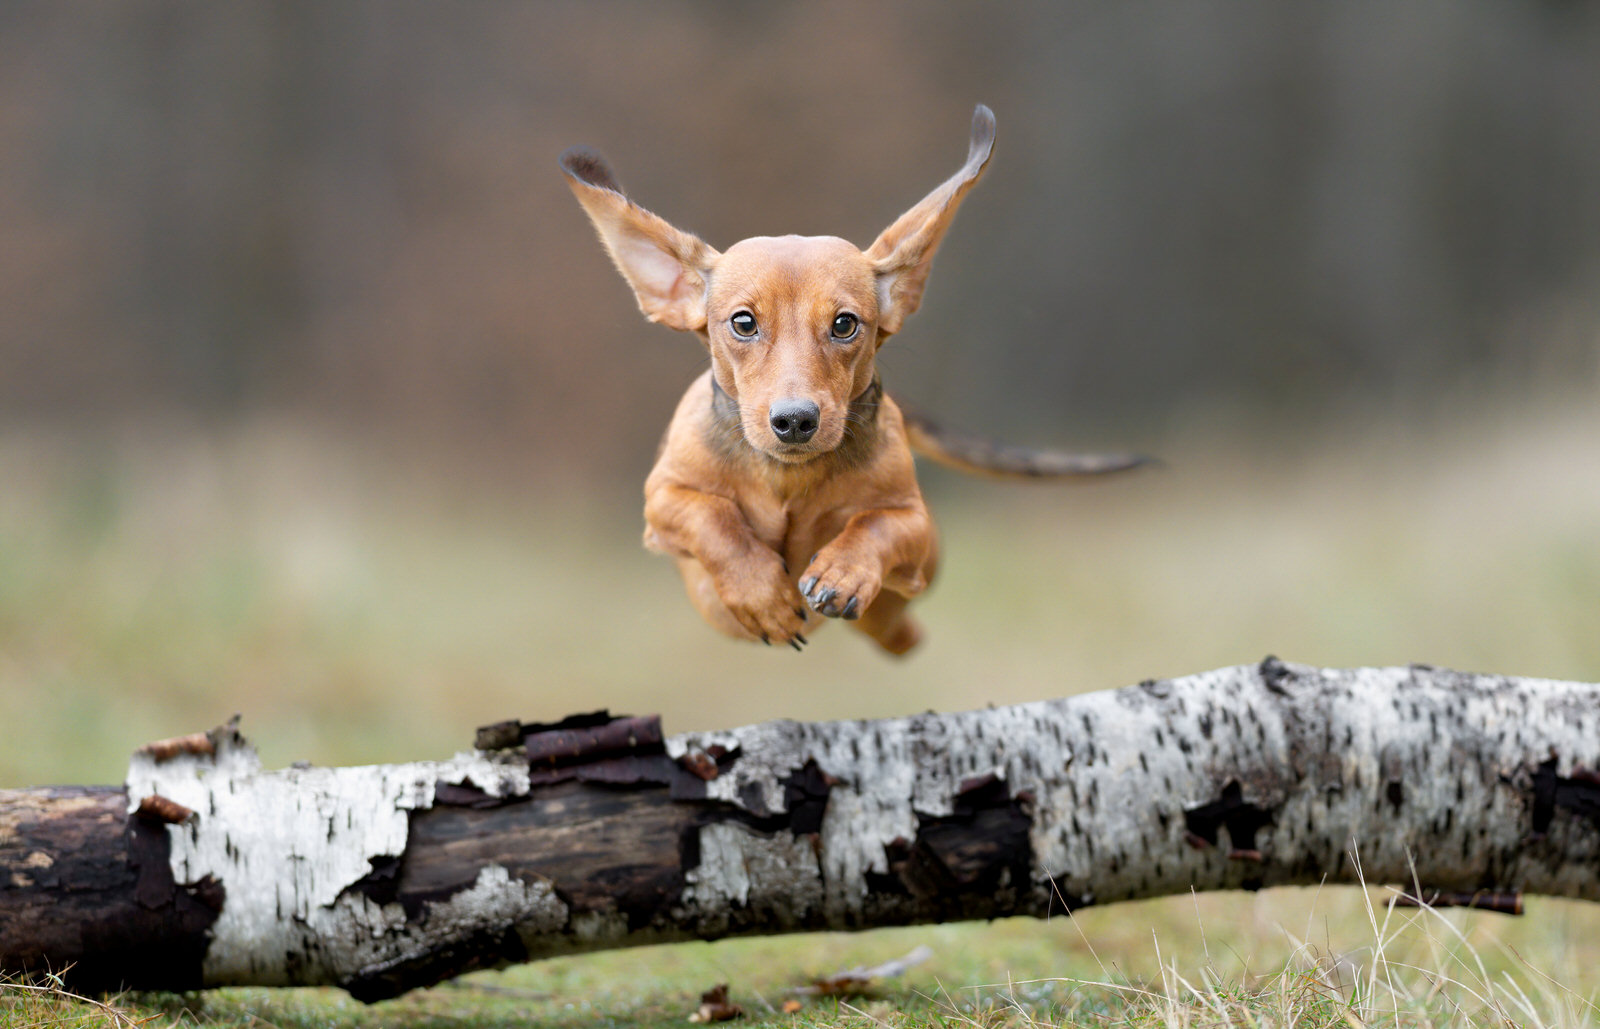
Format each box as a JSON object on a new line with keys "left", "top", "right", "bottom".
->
{"left": 714, "top": 560, "right": 811, "bottom": 650}
{"left": 798, "top": 550, "right": 881, "bottom": 620}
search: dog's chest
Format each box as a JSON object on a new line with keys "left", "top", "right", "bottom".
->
{"left": 736, "top": 489, "right": 852, "bottom": 556}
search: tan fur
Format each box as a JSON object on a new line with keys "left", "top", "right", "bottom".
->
{"left": 561, "top": 105, "right": 1138, "bottom": 655}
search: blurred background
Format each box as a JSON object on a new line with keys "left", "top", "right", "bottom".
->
{"left": 4, "top": 3, "right": 1600, "bottom": 1013}
{"left": 2, "top": 1, "right": 1598, "bottom": 786}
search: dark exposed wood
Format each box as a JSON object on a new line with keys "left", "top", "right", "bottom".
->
{"left": 0, "top": 786, "right": 220, "bottom": 993}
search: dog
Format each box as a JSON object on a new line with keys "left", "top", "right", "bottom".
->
{"left": 561, "top": 105, "right": 1145, "bottom": 656}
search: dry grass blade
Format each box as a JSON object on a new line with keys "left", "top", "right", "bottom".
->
{"left": 0, "top": 974, "right": 156, "bottom": 1029}
{"left": 836, "top": 999, "right": 893, "bottom": 1027}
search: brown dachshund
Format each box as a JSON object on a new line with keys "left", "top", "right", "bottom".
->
{"left": 562, "top": 105, "right": 1145, "bottom": 656}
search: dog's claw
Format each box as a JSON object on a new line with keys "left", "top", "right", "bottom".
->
{"left": 841, "top": 596, "right": 859, "bottom": 620}
{"left": 790, "top": 638, "right": 804, "bottom": 652}
{"left": 794, "top": 607, "right": 808, "bottom": 621}
{"left": 795, "top": 633, "right": 808, "bottom": 645}
{"left": 799, "top": 576, "right": 817, "bottom": 597}
{"left": 813, "top": 586, "right": 836, "bottom": 610}
{"left": 761, "top": 633, "right": 771, "bottom": 646}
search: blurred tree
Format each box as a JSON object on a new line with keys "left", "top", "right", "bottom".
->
{"left": 1, "top": 1, "right": 1596, "bottom": 476}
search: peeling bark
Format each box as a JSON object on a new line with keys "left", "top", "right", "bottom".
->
{"left": 5, "top": 660, "right": 1600, "bottom": 1000}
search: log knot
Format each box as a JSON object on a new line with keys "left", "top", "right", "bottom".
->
{"left": 1531, "top": 758, "right": 1600, "bottom": 836}
{"left": 1183, "top": 780, "right": 1274, "bottom": 853}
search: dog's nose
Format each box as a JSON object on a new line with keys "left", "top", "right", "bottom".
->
{"left": 769, "top": 398, "right": 820, "bottom": 444}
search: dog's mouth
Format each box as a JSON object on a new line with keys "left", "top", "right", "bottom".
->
{"left": 764, "top": 439, "right": 830, "bottom": 463}
{"left": 746, "top": 418, "right": 838, "bottom": 461}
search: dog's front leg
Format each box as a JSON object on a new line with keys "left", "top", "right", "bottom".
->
{"left": 799, "top": 506, "right": 934, "bottom": 620}
{"left": 644, "top": 483, "right": 809, "bottom": 646}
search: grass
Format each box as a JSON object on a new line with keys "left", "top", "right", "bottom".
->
{"left": 7, "top": 888, "right": 1600, "bottom": 1026}
{"left": 3, "top": 391, "right": 1599, "bottom": 1026}
{"left": 0, "top": 973, "right": 150, "bottom": 1029}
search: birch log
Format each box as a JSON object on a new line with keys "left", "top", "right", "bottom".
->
{"left": 4, "top": 659, "right": 1600, "bottom": 1001}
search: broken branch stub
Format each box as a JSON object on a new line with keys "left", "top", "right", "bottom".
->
{"left": 4, "top": 660, "right": 1600, "bottom": 1000}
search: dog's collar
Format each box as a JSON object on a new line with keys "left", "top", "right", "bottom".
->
{"left": 710, "top": 373, "right": 740, "bottom": 427}
{"left": 708, "top": 374, "right": 883, "bottom": 467}
{"left": 852, "top": 375, "right": 883, "bottom": 412}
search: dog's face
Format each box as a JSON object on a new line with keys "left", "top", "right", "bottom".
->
{"left": 562, "top": 106, "right": 994, "bottom": 465}
{"left": 703, "top": 235, "right": 879, "bottom": 462}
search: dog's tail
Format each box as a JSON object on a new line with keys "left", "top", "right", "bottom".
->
{"left": 900, "top": 406, "right": 1155, "bottom": 480}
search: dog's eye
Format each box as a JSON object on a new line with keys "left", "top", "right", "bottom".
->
{"left": 729, "top": 311, "right": 758, "bottom": 338}
{"left": 830, "top": 313, "right": 859, "bottom": 341}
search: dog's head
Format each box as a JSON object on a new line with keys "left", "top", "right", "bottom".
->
{"left": 562, "top": 105, "right": 994, "bottom": 464}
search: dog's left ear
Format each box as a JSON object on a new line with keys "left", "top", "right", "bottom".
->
{"left": 867, "top": 105, "right": 995, "bottom": 337}
{"left": 561, "top": 146, "right": 720, "bottom": 333}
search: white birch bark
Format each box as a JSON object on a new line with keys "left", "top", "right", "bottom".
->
{"left": 7, "top": 660, "right": 1600, "bottom": 999}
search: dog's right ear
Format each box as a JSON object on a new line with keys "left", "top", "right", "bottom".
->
{"left": 560, "top": 147, "right": 719, "bottom": 333}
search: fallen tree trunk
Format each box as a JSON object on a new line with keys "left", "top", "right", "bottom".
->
{"left": 4, "top": 659, "right": 1600, "bottom": 1001}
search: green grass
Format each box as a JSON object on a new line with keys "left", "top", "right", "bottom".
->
{"left": 8, "top": 891, "right": 1600, "bottom": 1026}
{"left": 3, "top": 394, "right": 1599, "bottom": 1026}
